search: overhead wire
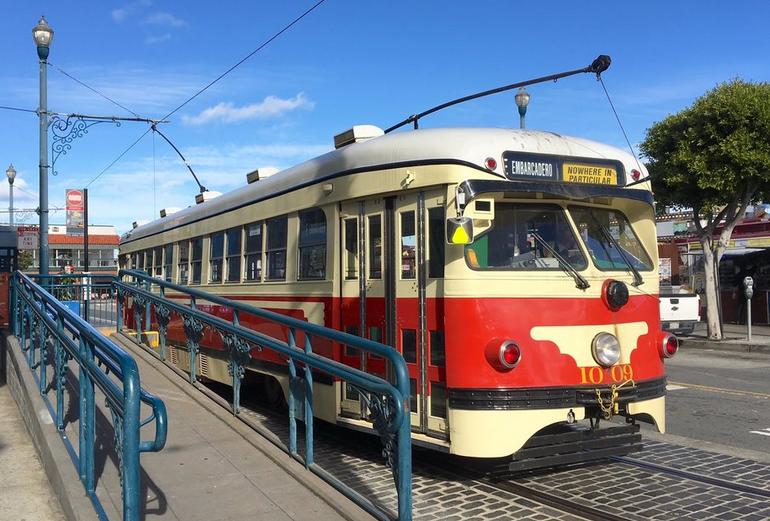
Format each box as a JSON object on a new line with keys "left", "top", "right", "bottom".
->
{"left": 81, "top": 0, "right": 329, "bottom": 189}
{"left": 161, "top": 0, "right": 327, "bottom": 120}
{"left": 49, "top": 62, "right": 143, "bottom": 118}
{"left": 84, "top": 128, "right": 152, "bottom": 188}
{"left": 598, "top": 77, "right": 645, "bottom": 175}
{"left": 0, "top": 105, "right": 37, "bottom": 114}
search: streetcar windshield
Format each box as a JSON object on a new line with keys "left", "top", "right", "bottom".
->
{"left": 464, "top": 203, "right": 587, "bottom": 270}
{"left": 568, "top": 206, "right": 653, "bottom": 271}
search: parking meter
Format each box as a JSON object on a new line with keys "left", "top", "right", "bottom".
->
{"left": 744, "top": 276, "right": 754, "bottom": 341}
{"left": 744, "top": 276, "right": 754, "bottom": 299}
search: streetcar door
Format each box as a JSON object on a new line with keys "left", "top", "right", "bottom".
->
{"left": 395, "top": 190, "right": 448, "bottom": 436}
{"left": 339, "top": 199, "right": 389, "bottom": 417}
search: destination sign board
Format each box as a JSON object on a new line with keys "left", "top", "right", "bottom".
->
{"left": 502, "top": 152, "right": 624, "bottom": 186}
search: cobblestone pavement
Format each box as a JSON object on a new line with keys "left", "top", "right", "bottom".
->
{"left": 625, "top": 440, "right": 770, "bottom": 491}
{"left": 237, "top": 398, "right": 770, "bottom": 520}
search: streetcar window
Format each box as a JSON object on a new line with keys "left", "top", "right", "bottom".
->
{"left": 226, "top": 227, "right": 241, "bottom": 282}
{"left": 153, "top": 247, "right": 163, "bottom": 277}
{"left": 191, "top": 237, "right": 203, "bottom": 284}
{"left": 402, "top": 329, "right": 417, "bottom": 363}
{"left": 266, "top": 215, "right": 287, "bottom": 281}
{"left": 569, "top": 206, "right": 653, "bottom": 271}
{"left": 178, "top": 240, "right": 190, "bottom": 285}
{"left": 344, "top": 218, "right": 358, "bottom": 279}
{"left": 400, "top": 212, "right": 416, "bottom": 279}
{"left": 163, "top": 244, "right": 173, "bottom": 282}
{"left": 430, "top": 382, "right": 447, "bottom": 419}
{"left": 368, "top": 215, "right": 382, "bottom": 279}
{"left": 298, "top": 208, "right": 327, "bottom": 280}
{"left": 430, "top": 330, "right": 445, "bottom": 367}
{"left": 244, "top": 222, "right": 262, "bottom": 281}
{"left": 428, "top": 207, "right": 445, "bottom": 278}
{"left": 464, "top": 203, "right": 587, "bottom": 271}
{"left": 210, "top": 232, "right": 224, "bottom": 283}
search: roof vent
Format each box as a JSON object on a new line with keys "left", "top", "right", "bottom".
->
{"left": 334, "top": 125, "right": 384, "bottom": 149}
{"left": 195, "top": 191, "right": 222, "bottom": 205}
{"left": 246, "top": 169, "right": 260, "bottom": 184}
{"left": 160, "top": 207, "right": 181, "bottom": 218}
{"left": 132, "top": 221, "right": 138, "bottom": 229}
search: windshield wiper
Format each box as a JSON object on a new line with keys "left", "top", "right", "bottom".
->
{"left": 593, "top": 221, "right": 644, "bottom": 287}
{"left": 530, "top": 231, "right": 590, "bottom": 289}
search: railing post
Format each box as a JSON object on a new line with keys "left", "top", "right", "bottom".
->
{"left": 116, "top": 286, "right": 124, "bottom": 333}
{"left": 182, "top": 299, "right": 202, "bottom": 384}
{"left": 122, "top": 371, "right": 141, "bottom": 521}
{"left": 397, "top": 379, "right": 413, "bottom": 520}
{"left": 54, "top": 313, "right": 66, "bottom": 430}
{"left": 78, "top": 336, "right": 96, "bottom": 493}
{"left": 157, "top": 288, "right": 169, "bottom": 361}
{"left": 304, "top": 333, "right": 314, "bottom": 467}
{"left": 39, "top": 309, "right": 48, "bottom": 396}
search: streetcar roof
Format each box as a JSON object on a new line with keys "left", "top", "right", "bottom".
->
{"left": 123, "top": 127, "right": 647, "bottom": 244}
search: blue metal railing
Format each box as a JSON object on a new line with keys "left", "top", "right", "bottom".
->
{"left": 11, "top": 271, "right": 168, "bottom": 521}
{"left": 32, "top": 273, "right": 117, "bottom": 326}
{"left": 115, "top": 269, "right": 413, "bottom": 521}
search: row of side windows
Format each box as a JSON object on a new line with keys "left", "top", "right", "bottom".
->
{"left": 128, "top": 208, "right": 326, "bottom": 285}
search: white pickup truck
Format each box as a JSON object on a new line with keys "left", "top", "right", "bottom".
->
{"left": 659, "top": 290, "right": 701, "bottom": 335}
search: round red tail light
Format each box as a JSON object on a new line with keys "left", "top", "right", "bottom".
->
{"left": 631, "top": 169, "right": 642, "bottom": 181}
{"left": 661, "top": 334, "right": 678, "bottom": 358}
{"left": 499, "top": 341, "right": 521, "bottom": 369}
{"left": 485, "top": 157, "right": 498, "bottom": 171}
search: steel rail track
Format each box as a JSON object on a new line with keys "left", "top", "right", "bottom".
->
{"left": 613, "top": 456, "right": 770, "bottom": 499}
{"left": 477, "top": 476, "right": 628, "bottom": 521}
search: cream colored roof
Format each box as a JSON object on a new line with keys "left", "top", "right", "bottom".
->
{"left": 123, "top": 127, "right": 646, "bottom": 243}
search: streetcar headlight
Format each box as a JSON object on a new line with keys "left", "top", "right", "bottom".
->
{"left": 592, "top": 333, "right": 621, "bottom": 367}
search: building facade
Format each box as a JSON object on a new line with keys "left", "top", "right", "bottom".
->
{"left": 20, "top": 224, "right": 120, "bottom": 274}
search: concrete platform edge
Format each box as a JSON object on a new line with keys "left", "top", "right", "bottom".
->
{"left": 680, "top": 338, "right": 770, "bottom": 354}
{"left": 5, "top": 335, "right": 100, "bottom": 521}
{"left": 114, "top": 332, "right": 375, "bottom": 521}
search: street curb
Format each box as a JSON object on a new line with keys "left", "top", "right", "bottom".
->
{"left": 4, "top": 335, "right": 101, "bottom": 521}
{"left": 113, "top": 332, "right": 375, "bottom": 521}
{"left": 679, "top": 337, "right": 770, "bottom": 355}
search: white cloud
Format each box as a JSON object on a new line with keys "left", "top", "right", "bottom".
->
{"left": 111, "top": 0, "right": 153, "bottom": 23}
{"left": 182, "top": 93, "right": 314, "bottom": 125}
{"left": 112, "top": 9, "right": 128, "bottom": 22}
{"left": 145, "top": 33, "right": 172, "bottom": 45}
{"left": 145, "top": 12, "right": 187, "bottom": 28}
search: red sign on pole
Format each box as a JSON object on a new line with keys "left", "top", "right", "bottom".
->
{"left": 66, "top": 188, "right": 85, "bottom": 235}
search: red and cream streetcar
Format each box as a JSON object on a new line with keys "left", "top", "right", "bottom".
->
{"left": 121, "top": 119, "right": 675, "bottom": 466}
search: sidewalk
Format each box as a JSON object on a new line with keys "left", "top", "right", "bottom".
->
{"left": 0, "top": 383, "right": 64, "bottom": 520}
{"left": 679, "top": 321, "right": 770, "bottom": 354}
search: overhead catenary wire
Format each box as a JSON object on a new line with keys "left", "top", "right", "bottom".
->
{"left": 49, "top": 62, "right": 143, "bottom": 118}
{"left": 161, "top": 0, "right": 328, "bottom": 121}
{"left": 84, "top": 128, "right": 152, "bottom": 188}
{"left": 598, "top": 77, "right": 645, "bottom": 176}
{"left": 84, "top": 1, "right": 328, "bottom": 192}
{"left": 0, "top": 104, "right": 37, "bottom": 114}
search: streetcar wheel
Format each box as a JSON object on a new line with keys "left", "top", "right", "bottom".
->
{"left": 263, "top": 376, "right": 286, "bottom": 410}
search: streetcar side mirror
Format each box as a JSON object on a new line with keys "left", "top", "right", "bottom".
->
{"left": 446, "top": 217, "right": 474, "bottom": 244}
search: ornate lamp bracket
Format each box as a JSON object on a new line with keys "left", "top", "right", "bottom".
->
{"left": 49, "top": 115, "right": 121, "bottom": 176}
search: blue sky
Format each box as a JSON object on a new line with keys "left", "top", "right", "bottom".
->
{"left": 1, "top": 1, "right": 769, "bottom": 233}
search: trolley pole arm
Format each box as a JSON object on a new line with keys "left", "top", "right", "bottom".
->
{"left": 385, "top": 55, "right": 611, "bottom": 134}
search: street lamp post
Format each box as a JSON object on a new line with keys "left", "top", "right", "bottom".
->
{"left": 33, "top": 16, "right": 53, "bottom": 276}
{"left": 515, "top": 87, "right": 530, "bottom": 129}
{"left": 6, "top": 164, "right": 16, "bottom": 227}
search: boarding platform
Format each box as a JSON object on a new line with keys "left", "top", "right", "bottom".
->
{"left": 3, "top": 270, "right": 411, "bottom": 520}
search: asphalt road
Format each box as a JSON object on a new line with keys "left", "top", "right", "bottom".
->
{"left": 660, "top": 348, "right": 770, "bottom": 453}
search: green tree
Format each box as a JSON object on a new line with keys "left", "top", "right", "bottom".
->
{"left": 640, "top": 79, "right": 770, "bottom": 340}
{"left": 17, "top": 250, "right": 34, "bottom": 271}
